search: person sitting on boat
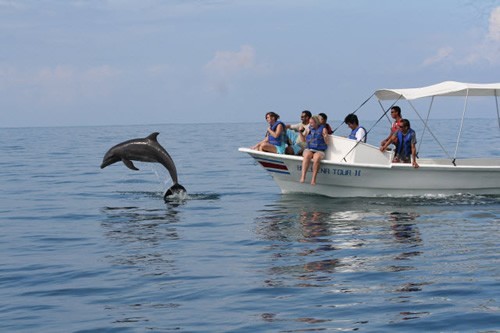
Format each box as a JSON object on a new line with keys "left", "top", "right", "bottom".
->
{"left": 380, "top": 118, "right": 419, "bottom": 168}
{"left": 344, "top": 113, "right": 367, "bottom": 142}
{"left": 285, "top": 129, "right": 302, "bottom": 155}
{"left": 286, "top": 110, "right": 312, "bottom": 155}
{"left": 318, "top": 112, "right": 333, "bottom": 135}
{"left": 251, "top": 112, "right": 287, "bottom": 154}
{"left": 300, "top": 115, "right": 329, "bottom": 185}
{"left": 380, "top": 106, "right": 403, "bottom": 147}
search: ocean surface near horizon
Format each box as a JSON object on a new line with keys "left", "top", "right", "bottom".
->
{"left": 1, "top": 119, "right": 499, "bottom": 332}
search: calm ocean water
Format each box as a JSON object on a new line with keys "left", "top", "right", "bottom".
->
{"left": 0, "top": 120, "right": 499, "bottom": 332}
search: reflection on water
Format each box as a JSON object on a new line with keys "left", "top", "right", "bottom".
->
{"left": 98, "top": 203, "right": 183, "bottom": 325}
{"left": 255, "top": 196, "right": 425, "bottom": 279}
{"left": 100, "top": 203, "right": 180, "bottom": 270}
{"left": 99, "top": 190, "right": 221, "bottom": 273}
{"left": 251, "top": 193, "right": 499, "bottom": 330}
{"left": 254, "top": 195, "right": 432, "bottom": 329}
{"left": 389, "top": 212, "right": 422, "bottom": 246}
{"left": 95, "top": 190, "right": 224, "bottom": 330}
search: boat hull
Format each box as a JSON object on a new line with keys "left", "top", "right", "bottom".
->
{"left": 239, "top": 146, "right": 500, "bottom": 197}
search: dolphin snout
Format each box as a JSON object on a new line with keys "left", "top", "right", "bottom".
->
{"left": 100, "top": 156, "right": 114, "bottom": 169}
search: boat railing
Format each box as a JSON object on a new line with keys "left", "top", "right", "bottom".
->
{"left": 418, "top": 157, "right": 500, "bottom": 167}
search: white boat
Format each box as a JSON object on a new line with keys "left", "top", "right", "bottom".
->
{"left": 239, "top": 81, "right": 500, "bottom": 197}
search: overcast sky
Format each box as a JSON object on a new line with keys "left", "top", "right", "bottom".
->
{"left": 1, "top": 0, "right": 499, "bottom": 127}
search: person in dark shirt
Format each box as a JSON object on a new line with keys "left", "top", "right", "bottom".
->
{"left": 380, "top": 118, "right": 419, "bottom": 168}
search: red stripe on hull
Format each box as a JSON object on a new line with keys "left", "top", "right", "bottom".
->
{"left": 259, "top": 161, "right": 288, "bottom": 170}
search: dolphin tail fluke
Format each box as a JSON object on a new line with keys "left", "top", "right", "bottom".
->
{"left": 164, "top": 183, "right": 187, "bottom": 200}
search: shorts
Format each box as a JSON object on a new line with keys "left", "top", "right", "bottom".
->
{"left": 275, "top": 143, "right": 286, "bottom": 155}
{"left": 393, "top": 155, "right": 411, "bottom": 163}
{"left": 305, "top": 148, "right": 325, "bottom": 157}
{"left": 290, "top": 143, "right": 302, "bottom": 155}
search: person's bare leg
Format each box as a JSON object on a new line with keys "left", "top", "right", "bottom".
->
{"left": 300, "top": 150, "right": 312, "bottom": 183}
{"left": 260, "top": 143, "right": 277, "bottom": 153}
{"left": 311, "top": 153, "right": 323, "bottom": 185}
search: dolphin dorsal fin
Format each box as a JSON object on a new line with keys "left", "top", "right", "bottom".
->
{"left": 146, "top": 132, "right": 160, "bottom": 141}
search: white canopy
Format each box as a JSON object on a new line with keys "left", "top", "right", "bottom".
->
{"left": 375, "top": 81, "right": 500, "bottom": 100}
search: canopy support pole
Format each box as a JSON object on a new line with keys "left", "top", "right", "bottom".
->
{"left": 417, "top": 96, "right": 434, "bottom": 156}
{"left": 378, "top": 100, "right": 394, "bottom": 126}
{"left": 406, "top": 99, "right": 453, "bottom": 161}
{"left": 495, "top": 89, "right": 500, "bottom": 128}
{"left": 453, "top": 89, "right": 469, "bottom": 163}
{"left": 340, "top": 96, "right": 401, "bottom": 162}
{"left": 332, "top": 92, "right": 375, "bottom": 134}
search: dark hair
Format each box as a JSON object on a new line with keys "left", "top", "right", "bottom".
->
{"left": 302, "top": 110, "right": 312, "bottom": 118}
{"left": 344, "top": 113, "right": 359, "bottom": 125}
{"left": 318, "top": 112, "right": 328, "bottom": 121}
{"left": 391, "top": 106, "right": 401, "bottom": 116}
{"left": 266, "top": 112, "right": 280, "bottom": 120}
{"left": 401, "top": 118, "right": 410, "bottom": 128}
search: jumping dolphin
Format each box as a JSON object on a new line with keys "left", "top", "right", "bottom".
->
{"left": 100, "top": 132, "right": 186, "bottom": 200}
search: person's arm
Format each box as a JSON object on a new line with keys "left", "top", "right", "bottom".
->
{"left": 411, "top": 134, "right": 419, "bottom": 168}
{"left": 322, "top": 127, "right": 329, "bottom": 145}
{"left": 268, "top": 123, "right": 283, "bottom": 138}
{"left": 411, "top": 143, "right": 419, "bottom": 168}
{"left": 381, "top": 132, "right": 391, "bottom": 145}
{"left": 380, "top": 133, "right": 395, "bottom": 151}
{"left": 298, "top": 125, "right": 307, "bottom": 140}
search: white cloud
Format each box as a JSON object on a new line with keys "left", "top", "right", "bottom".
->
{"left": 205, "top": 45, "right": 256, "bottom": 76}
{"left": 69, "top": 0, "right": 227, "bottom": 17}
{"left": 423, "top": 6, "right": 500, "bottom": 66}
{"left": 463, "top": 6, "right": 500, "bottom": 65}
{"left": 422, "top": 46, "right": 453, "bottom": 66}
{"left": 146, "top": 64, "right": 175, "bottom": 77}
{"left": 487, "top": 6, "right": 500, "bottom": 41}
{"left": 0, "top": 0, "right": 27, "bottom": 9}
{"left": 204, "top": 45, "right": 259, "bottom": 94}
{"left": 37, "top": 65, "right": 120, "bottom": 104}
{"left": 0, "top": 65, "right": 120, "bottom": 105}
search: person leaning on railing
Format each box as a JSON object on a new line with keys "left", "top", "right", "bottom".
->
{"left": 380, "top": 118, "right": 419, "bottom": 168}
